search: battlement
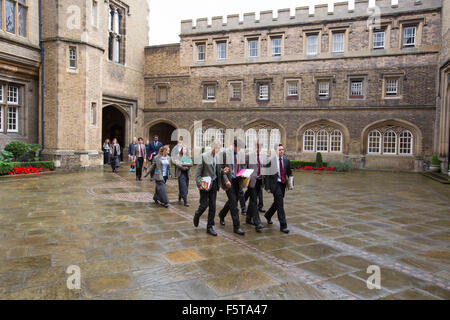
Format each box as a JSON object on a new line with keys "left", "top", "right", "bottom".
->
{"left": 180, "top": 0, "right": 441, "bottom": 35}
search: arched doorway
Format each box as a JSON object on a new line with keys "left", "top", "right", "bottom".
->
{"left": 149, "top": 122, "right": 177, "bottom": 150}
{"left": 103, "top": 106, "right": 126, "bottom": 161}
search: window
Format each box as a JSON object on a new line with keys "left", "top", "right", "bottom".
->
{"left": 307, "top": 34, "right": 318, "bottom": 55}
{"left": 303, "top": 129, "right": 315, "bottom": 152}
{"left": 286, "top": 81, "right": 299, "bottom": 100}
{"left": 258, "top": 129, "right": 269, "bottom": 151}
{"left": 203, "top": 85, "right": 215, "bottom": 101}
{"left": 383, "top": 130, "right": 397, "bottom": 154}
{"left": 258, "top": 84, "right": 269, "bottom": 101}
{"left": 403, "top": 26, "right": 416, "bottom": 47}
{"left": 318, "top": 81, "right": 330, "bottom": 98}
{"left": 197, "top": 43, "right": 206, "bottom": 61}
{"left": 272, "top": 37, "right": 282, "bottom": 56}
{"left": 333, "top": 32, "right": 345, "bottom": 53}
{"left": 108, "top": 6, "right": 124, "bottom": 64}
{"left": 92, "top": 0, "right": 98, "bottom": 27}
{"left": 7, "top": 85, "right": 19, "bottom": 104}
{"left": 249, "top": 39, "right": 258, "bottom": 57}
{"left": 157, "top": 85, "right": 168, "bottom": 103}
{"left": 246, "top": 129, "right": 257, "bottom": 151}
{"left": 69, "top": 46, "right": 77, "bottom": 69}
{"left": 18, "top": 0, "right": 27, "bottom": 37}
{"left": 317, "top": 130, "right": 329, "bottom": 152}
{"left": 385, "top": 78, "right": 399, "bottom": 97}
{"left": 217, "top": 42, "right": 226, "bottom": 60}
{"left": 194, "top": 128, "right": 203, "bottom": 148}
{"left": 216, "top": 129, "right": 225, "bottom": 148}
{"left": 0, "top": 85, "right": 3, "bottom": 103}
{"left": 349, "top": 79, "right": 364, "bottom": 99}
{"left": 90, "top": 103, "right": 96, "bottom": 126}
{"left": 330, "top": 130, "right": 343, "bottom": 153}
{"left": 368, "top": 131, "right": 381, "bottom": 154}
{"left": 7, "top": 106, "right": 18, "bottom": 132}
{"left": 230, "top": 83, "right": 241, "bottom": 101}
{"left": 0, "top": 106, "right": 3, "bottom": 133}
{"left": 399, "top": 130, "right": 413, "bottom": 155}
{"left": 373, "top": 31, "right": 385, "bottom": 49}
{"left": 269, "top": 129, "right": 281, "bottom": 151}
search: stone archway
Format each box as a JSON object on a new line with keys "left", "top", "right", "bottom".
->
{"left": 149, "top": 122, "right": 177, "bottom": 150}
{"left": 102, "top": 105, "right": 128, "bottom": 161}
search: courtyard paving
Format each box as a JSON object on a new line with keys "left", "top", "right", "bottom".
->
{"left": 0, "top": 166, "right": 449, "bottom": 300}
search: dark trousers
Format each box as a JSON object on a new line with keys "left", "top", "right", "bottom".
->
{"left": 104, "top": 152, "right": 111, "bottom": 165}
{"left": 245, "top": 184, "right": 264, "bottom": 209}
{"left": 219, "top": 179, "right": 242, "bottom": 228}
{"left": 178, "top": 171, "right": 189, "bottom": 203}
{"left": 154, "top": 176, "right": 169, "bottom": 205}
{"left": 195, "top": 179, "right": 218, "bottom": 229}
{"left": 266, "top": 182, "right": 288, "bottom": 229}
{"left": 111, "top": 155, "right": 120, "bottom": 172}
{"left": 136, "top": 157, "right": 144, "bottom": 179}
{"left": 246, "top": 178, "right": 263, "bottom": 225}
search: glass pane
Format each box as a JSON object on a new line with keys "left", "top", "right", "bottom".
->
{"left": 18, "top": 5, "right": 27, "bottom": 36}
{"left": 6, "top": 0, "right": 16, "bottom": 34}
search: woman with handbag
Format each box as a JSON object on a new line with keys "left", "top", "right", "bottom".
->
{"left": 173, "top": 146, "right": 192, "bottom": 207}
{"left": 146, "top": 145, "right": 171, "bottom": 208}
{"left": 111, "top": 138, "right": 121, "bottom": 173}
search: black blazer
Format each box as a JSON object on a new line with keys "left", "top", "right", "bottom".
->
{"left": 263, "top": 156, "right": 292, "bottom": 192}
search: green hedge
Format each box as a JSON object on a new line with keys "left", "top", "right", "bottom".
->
{"left": 290, "top": 160, "right": 328, "bottom": 168}
{"left": 0, "top": 161, "right": 55, "bottom": 176}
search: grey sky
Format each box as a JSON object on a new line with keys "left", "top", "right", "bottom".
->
{"left": 148, "top": 0, "right": 367, "bottom": 45}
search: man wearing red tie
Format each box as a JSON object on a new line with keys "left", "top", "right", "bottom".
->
{"left": 263, "top": 144, "right": 293, "bottom": 234}
{"left": 133, "top": 138, "right": 147, "bottom": 181}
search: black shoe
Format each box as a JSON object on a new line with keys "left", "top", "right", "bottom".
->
{"left": 234, "top": 228, "right": 245, "bottom": 236}
{"left": 264, "top": 214, "right": 273, "bottom": 225}
{"left": 184, "top": 203, "right": 190, "bottom": 207}
{"left": 241, "top": 207, "right": 247, "bottom": 215}
{"left": 280, "top": 228, "right": 290, "bottom": 234}
{"left": 219, "top": 215, "right": 225, "bottom": 226}
{"left": 259, "top": 208, "right": 266, "bottom": 213}
{"left": 163, "top": 203, "right": 169, "bottom": 208}
{"left": 207, "top": 227, "right": 217, "bottom": 237}
{"left": 246, "top": 219, "right": 255, "bottom": 226}
{"left": 255, "top": 224, "right": 264, "bottom": 233}
{"left": 193, "top": 214, "right": 200, "bottom": 228}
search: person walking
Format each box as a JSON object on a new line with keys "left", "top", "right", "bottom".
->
{"left": 263, "top": 144, "right": 293, "bottom": 234}
{"left": 128, "top": 137, "right": 138, "bottom": 173}
{"left": 149, "top": 136, "right": 163, "bottom": 180}
{"left": 133, "top": 138, "right": 147, "bottom": 181}
{"left": 218, "top": 138, "right": 245, "bottom": 236}
{"left": 146, "top": 145, "right": 171, "bottom": 208}
{"left": 110, "top": 138, "right": 121, "bottom": 173}
{"left": 145, "top": 139, "right": 151, "bottom": 171}
{"left": 173, "top": 146, "right": 192, "bottom": 207}
{"left": 245, "top": 140, "right": 267, "bottom": 233}
{"left": 103, "top": 139, "right": 111, "bottom": 165}
{"left": 193, "top": 140, "right": 222, "bottom": 237}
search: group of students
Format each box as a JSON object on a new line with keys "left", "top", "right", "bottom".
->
{"left": 104, "top": 135, "right": 294, "bottom": 237}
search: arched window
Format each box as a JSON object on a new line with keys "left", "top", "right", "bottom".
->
{"left": 368, "top": 130, "right": 381, "bottom": 154}
{"left": 204, "top": 129, "right": 216, "bottom": 149}
{"left": 383, "top": 130, "right": 397, "bottom": 154}
{"left": 216, "top": 129, "right": 224, "bottom": 148}
{"left": 269, "top": 129, "right": 281, "bottom": 151}
{"left": 303, "top": 129, "right": 315, "bottom": 152}
{"left": 258, "top": 129, "right": 268, "bottom": 151}
{"left": 399, "top": 130, "right": 413, "bottom": 155}
{"left": 316, "top": 130, "right": 329, "bottom": 152}
{"left": 194, "top": 128, "right": 203, "bottom": 148}
{"left": 246, "top": 129, "right": 257, "bottom": 151}
{"left": 330, "top": 130, "right": 343, "bottom": 153}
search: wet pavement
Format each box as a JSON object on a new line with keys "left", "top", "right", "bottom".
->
{"left": 0, "top": 166, "right": 449, "bottom": 300}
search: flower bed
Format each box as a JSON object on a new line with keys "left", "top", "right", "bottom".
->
{"left": 8, "top": 166, "right": 52, "bottom": 176}
{"left": 295, "top": 165, "right": 336, "bottom": 172}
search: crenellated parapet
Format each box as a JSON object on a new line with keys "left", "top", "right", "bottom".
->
{"left": 180, "top": 0, "right": 441, "bottom": 35}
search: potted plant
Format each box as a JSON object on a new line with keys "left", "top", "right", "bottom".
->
{"left": 429, "top": 154, "right": 441, "bottom": 173}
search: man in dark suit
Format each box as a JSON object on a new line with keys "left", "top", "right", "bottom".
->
{"left": 263, "top": 144, "right": 293, "bottom": 234}
{"left": 133, "top": 138, "right": 147, "bottom": 181}
{"left": 218, "top": 138, "right": 245, "bottom": 236}
{"left": 149, "top": 136, "right": 163, "bottom": 163}
{"left": 194, "top": 141, "right": 222, "bottom": 237}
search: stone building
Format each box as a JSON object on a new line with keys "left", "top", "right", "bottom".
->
{"left": 0, "top": 0, "right": 449, "bottom": 172}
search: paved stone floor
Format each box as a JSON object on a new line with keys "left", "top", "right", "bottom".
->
{"left": 0, "top": 167, "right": 449, "bottom": 300}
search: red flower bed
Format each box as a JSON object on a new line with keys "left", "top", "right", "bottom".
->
{"left": 295, "top": 165, "right": 335, "bottom": 172}
{"left": 8, "top": 166, "right": 51, "bottom": 176}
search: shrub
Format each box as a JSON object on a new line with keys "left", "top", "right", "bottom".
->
{"left": 291, "top": 160, "right": 328, "bottom": 169}
{"left": 327, "top": 160, "right": 351, "bottom": 172}
{"left": 0, "top": 161, "right": 54, "bottom": 176}
{"left": 430, "top": 154, "right": 440, "bottom": 166}
{"left": 315, "top": 152, "right": 323, "bottom": 167}
{"left": 4, "top": 141, "right": 29, "bottom": 161}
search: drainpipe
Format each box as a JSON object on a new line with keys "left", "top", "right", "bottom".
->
{"left": 38, "top": 0, "right": 45, "bottom": 159}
